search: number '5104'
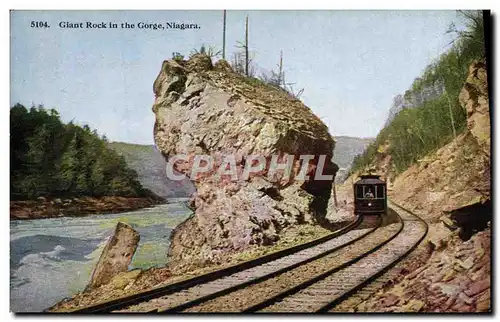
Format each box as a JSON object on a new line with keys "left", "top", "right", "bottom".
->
{"left": 31, "top": 21, "right": 50, "bottom": 28}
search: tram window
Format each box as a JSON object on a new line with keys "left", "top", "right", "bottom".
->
{"left": 376, "top": 185, "right": 384, "bottom": 198}
{"left": 356, "top": 186, "right": 364, "bottom": 199}
{"left": 364, "top": 185, "right": 375, "bottom": 198}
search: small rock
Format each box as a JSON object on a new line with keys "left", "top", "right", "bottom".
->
{"left": 440, "top": 215, "right": 458, "bottom": 230}
{"left": 457, "top": 257, "right": 475, "bottom": 270}
{"left": 476, "top": 299, "right": 490, "bottom": 312}
{"left": 109, "top": 269, "right": 142, "bottom": 290}
{"left": 443, "top": 295, "right": 457, "bottom": 310}
{"left": 475, "top": 289, "right": 490, "bottom": 312}
{"left": 458, "top": 292, "right": 474, "bottom": 305}
{"left": 403, "top": 299, "right": 425, "bottom": 312}
{"left": 437, "top": 283, "right": 461, "bottom": 297}
{"left": 406, "top": 265, "right": 427, "bottom": 280}
{"left": 431, "top": 272, "right": 446, "bottom": 283}
{"left": 475, "top": 247, "right": 485, "bottom": 259}
{"left": 356, "top": 301, "right": 368, "bottom": 312}
{"left": 382, "top": 294, "right": 399, "bottom": 307}
{"left": 464, "top": 278, "right": 490, "bottom": 297}
{"left": 442, "top": 269, "right": 457, "bottom": 282}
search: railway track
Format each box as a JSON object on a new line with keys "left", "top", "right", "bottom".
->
{"left": 118, "top": 215, "right": 380, "bottom": 312}
{"left": 64, "top": 213, "right": 367, "bottom": 313}
{"left": 256, "top": 202, "right": 428, "bottom": 313}
{"left": 63, "top": 201, "right": 427, "bottom": 313}
{"left": 181, "top": 210, "right": 402, "bottom": 313}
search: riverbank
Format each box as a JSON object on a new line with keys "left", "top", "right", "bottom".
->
{"left": 10, "top": 203, "right": 191, "bottom": 312}
{"left": 10, "top": 195, "right": 165, "bottom": 220}
{"left": 48, "top": 222, "right": 335, "bottom": 312}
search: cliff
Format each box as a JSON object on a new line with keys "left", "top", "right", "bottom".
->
{"left": 152, "top": 55, "right": 337, "bottom": 270}
{"left": 338, "top": 61, "right": 491, "bottom": 312}
{"left": 389, "top": 62, "right": 490, "bottom": 222}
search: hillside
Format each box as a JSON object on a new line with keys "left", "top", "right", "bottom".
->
{"left": 9, "top": 105, "right": 163, "bottom": 219}
{"left": 351, "top": 11, "right": 485, "bottom": 177}
{"left": 108, "top": 142, "right": 195, "bottom": 199}
{"left": 354, "top": 60, "right": 490, "bottom": 313}
{"left": 10, "top": 104, "right": 149, "bottom": 200}
{"left": 333, "top": 11, "right": 490, "bottom": 312}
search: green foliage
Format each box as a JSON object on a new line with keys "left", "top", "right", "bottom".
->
{"left": 351, "top": 10, "right": 485, "bottom": 175}
{"left": 190, "top": 44, "right": 221, "bottom": 59}
{"left": 10, "top": 104, "right": 147, "bottom": 200}
{"left": 172, "top": 52, "right": 184, "bottom": 61}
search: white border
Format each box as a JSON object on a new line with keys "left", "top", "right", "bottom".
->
{"left": 3, "top": 1, "right": 498, "bottom": 321}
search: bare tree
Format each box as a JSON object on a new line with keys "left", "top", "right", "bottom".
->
{"left": 245, "top": 15, "right": 249, "bottom": 76}
{"left": 444, "top": 87, "right": 457, "bottom": 139}
{"left": 257, "top": 50, "right": 284, "bottom": 87}
{"left": 278, "top": 50, "right": 283, "bottom": 86}
{"left": 235, "top": 16, "right": 250, "bottom": 76}
{"left": 222, "top": 10, "right": 227, "bottom": 59}
{"left": 232, "top": 16, "right": 256, "bottom": 78}
{"left": 190, "top": 44, "right": 221, "bottom": 59}
{"left": 231, "top": 52, "right": 245, "bottom": 74}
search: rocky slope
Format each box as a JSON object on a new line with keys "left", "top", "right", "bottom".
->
{"left": 109, "top": 142, "right": 195, "bottom": 199}
{"left": 356, "top": 226, "right": 490, "bottom": 312}
{"left": 338, "top": 61, "right": 491, "bottom": 312}
{"left": 389, "top": 62, "right": 490, "bottom": 223}
{"left": 152, "top": 54, "right": 337, "bottom": 271}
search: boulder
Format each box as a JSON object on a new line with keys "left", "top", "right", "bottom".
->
{"left": 87, "top": 222, "right": 140, "bottom": 289}
{"left": 152, "top": 54, "right": 337, "bottom": 269}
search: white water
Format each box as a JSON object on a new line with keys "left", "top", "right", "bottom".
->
{"left": 10, "top": 202, "right": 192, "bottom": 312}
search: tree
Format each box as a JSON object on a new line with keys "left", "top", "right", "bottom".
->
{"left": 235, "top": 15, "right": 251, "bottom": 76}
{"left": 9, "top": 103, "right": 149, "bottom": 199}
{"left": 278, "top": 50, "right": 283, "bottom": 87}
{"left": 172, "top": 52, "right": 184, "bottom": 61}
{"left": 245, "top": 15, "right": 249, "bottom": 76}
{"left": 351, "top": 10, "right": 484, "bottom": 175}
{"left": 58, "top": 133, "right": 79, "bottom": 194}
{"left": 190, "top": 44, "right": 221, "bottom": 59}
{"left": 222, "top": 10, "right": 227, "bottom": 59}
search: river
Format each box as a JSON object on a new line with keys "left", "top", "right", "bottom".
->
{"left": 10, "top": 201, "right": 192, "bottom": 312}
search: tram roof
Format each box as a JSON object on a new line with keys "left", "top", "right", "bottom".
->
{"left": 355, "top": 174, "right": 385, "bottom": 185}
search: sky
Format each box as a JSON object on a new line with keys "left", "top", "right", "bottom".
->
{"left": 10, "top": 10, "right": 466, "bottom": 144}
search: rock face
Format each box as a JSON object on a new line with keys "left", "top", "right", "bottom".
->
{"left": 334, "top": 61, "right": 491, "bottom": 313}
{"left": 87, "top": 222, "right": 140, "bottom": 289}
{"left": 152, "top": 54, "right": 337, "bottom": 270}
{"left": 388, "top": 61, "right": 490, "bottom": 221}
{"left": 356, "top": 227, "right": 490, "bottom": 312}
{"left": 459, "top": 61, "right": 490, "bottom": 157}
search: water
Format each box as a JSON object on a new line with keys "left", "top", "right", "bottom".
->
{"left": 10, "top": 202, "right": 192, "bottom": 312}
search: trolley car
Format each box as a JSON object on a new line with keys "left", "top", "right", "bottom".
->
{"left": 353, "top": 174, "right": 387, "bottom": 215}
